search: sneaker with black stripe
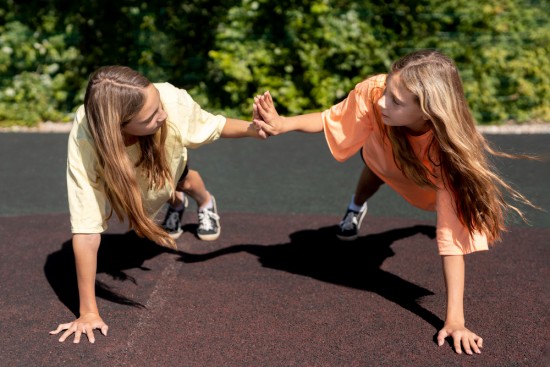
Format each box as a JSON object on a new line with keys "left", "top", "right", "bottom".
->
{"left": 161, "top": 195, "right": 189, "bottom": 240}
{"left": 197, "top": 195, "right": 220, "bottom": 241}
{"left": 336, "top": 204, "right": 367, "bottom": 241}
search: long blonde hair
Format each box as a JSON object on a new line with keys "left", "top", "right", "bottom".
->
{"left": 84, "top": 66, "right": 175, "bottom": 248}
{"left": 377, "top": 50, "right": 537, "bottom": 243}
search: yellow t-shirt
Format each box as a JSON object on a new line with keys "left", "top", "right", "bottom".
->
{"left": 322, "top": 74, "right": 488, "bottom": 256}
{"left": 67, "top": 82, "right": 226, "bottom": 233}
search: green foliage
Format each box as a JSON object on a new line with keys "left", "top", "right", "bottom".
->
{"left": 408, "top": 0, "right": 550, "bottom": 123}
{"left": 0, "top": 71, "right": 66, "bottom": 125}
{"left": 0, "top": 0, "right": 548, "bottom": 126}
{"left": 208, "top": 0, "right": 550, "bottom": 123}
{"left": 0, "top": 5, "right": 81, "bottom": 125}
{"left": 208, "top": 0, "right": 389, "bottom": 116}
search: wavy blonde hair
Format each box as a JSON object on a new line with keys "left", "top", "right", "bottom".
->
{"left": 84, "top": 66, "right": 176, "bottom": 248}
{"left": 375, "top": 50, "right": 537, "bottom": 243}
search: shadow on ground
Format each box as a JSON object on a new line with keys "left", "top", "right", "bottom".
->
{"left": 44, "top": 231, "right": 175, "bottom": 316}
{"left": 179, "top": 224, "right": 442, "bottom": 329}
{"left": 44, "top": 224, "right": 440, "bottom": 330}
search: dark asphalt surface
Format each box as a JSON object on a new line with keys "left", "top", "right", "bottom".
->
{"left": 0, "top": 132, "right": 549, "bottom": 367}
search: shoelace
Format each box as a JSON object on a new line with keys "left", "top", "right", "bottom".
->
{"left": 198, "top": 209, "right": 220, "bottom": 231}
{"left": 340, "top": 212, "right": 358, "bottom": 230}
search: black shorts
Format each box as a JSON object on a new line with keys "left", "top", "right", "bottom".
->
{"left": 177, "top": 164, "right": 190, "bottom": 184}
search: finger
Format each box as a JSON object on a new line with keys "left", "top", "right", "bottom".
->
{"left": 263, "top": 93, "right": 274, "bottom": 110}
{"left": 471, "top": 336, "right": 482, "bottom": 354}
{"left": 257, "top": 95, "right": 270, "bottom": 111}
{"left": 101, "top": 325, "right": 109, "bottom": 336}
{"left": 252, "top": 103, "right": 260, "bottom": 120}
{"left": 253, "top": 115, "right": 266, "bottom": 126}
{"left": 469, "top": 340, "right": 480, "bottom": 354}
{"left": 254, "top": 97, "right": 268, "bottom": 116}
{"left": 50, "top": 323, "right": 71, "bottom": 335}
{"left": 58, "top": 327, "right": 75, "bottom": 343}
{"left": 437, "top": 330, "right": 448, "bottom": 346}
{"left": 73, "top": 329, "right": 83, "bottom": 344}
{"left": 476, "top": 336, "right": 483, "bottom": 349}
{"left": 462, "top": 337, "right": 473, "bottom": 355}
{"left": 254, "top": 119, "right": 273, "bottom": 133}
{"left": 258, "top": 130, "right": 268, "bottom": 140}
{"left": 265, "top": 90, "right": 273, "bottom": 104}
{"left": 453, "top": 336, "right": 463, "bottom": 354}
{"left": 251, "top": 117, "right": 264, "bottom": 130}
{"left": 86, "top": 327, "right": 96, "bottom": 344}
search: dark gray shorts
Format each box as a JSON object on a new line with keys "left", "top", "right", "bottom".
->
{"left": 177, "top": 164, "right": 190, "bottom": 184}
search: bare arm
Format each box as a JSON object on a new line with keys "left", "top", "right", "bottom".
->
{"left": 50, "top": 233, "right": 108, "bottom": 343}
{"left": 221, "top": 118, "right": 267, "bottom": 139}
{"left": 74, "top": 234, "right": 101, "bottom": 317}
{"left": 253, "top": 91, "right": 324, "bottom": 135}
{"left": 437, "top": 255, "right": 483, "bottom": 354}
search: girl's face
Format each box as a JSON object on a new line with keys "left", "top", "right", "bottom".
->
{"left": 377, "top": 73, "right": 429, "bottom": 135}
{"left": 122, "top": 84, "right": 167, "bottom": 139}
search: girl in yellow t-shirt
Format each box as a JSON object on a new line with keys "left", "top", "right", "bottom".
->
{"left": 50, "top": 65, "right": 266, "bottom": 344}
{"left": 253, "top": 50, "right": 537, "bottom": 355}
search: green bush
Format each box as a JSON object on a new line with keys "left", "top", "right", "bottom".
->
{"left": 411, "top": 0, "right": 550, "bottom": 123}
{"left": 0, "top": 13, "right": 81, "bottom": 125}
{"left": 0, "top": 0, "right": 548, "bottom": 126}
{"left": 208, "top": 0, "right": 550, "bottom": 124}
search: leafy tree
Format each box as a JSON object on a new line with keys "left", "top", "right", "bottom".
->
{"left": 0, "top": 3, "right": 81, "bottom": 125}
{"left": 0, "top": 0, "right": 548, "bottom": 125}
{"left": 208, "top": 0, "right": 550, "bottom": 123}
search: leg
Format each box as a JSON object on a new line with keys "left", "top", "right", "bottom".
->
{"left": 161, "top": 167, "right": 199, "bottom": 240}
{"left": 175, "top": 169, "right": 212, "bottom": 209}
{"left": 177, "top": 169, "right": 220, "bottom": 241}
{"left": 353, "top": 165, "right": 384, "bottom": 206}
{"left": 337, "top": 165, "right": 384, "bottom": 241}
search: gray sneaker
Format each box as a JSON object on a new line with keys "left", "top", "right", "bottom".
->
{"left": 197, "top": 195, "right": 220, "bottom": 241}
{"left": 161, "top": 195, "right": 189, "bottom": 240}
{"left": 336, "top": 204, "right": 367, "bottom": 241}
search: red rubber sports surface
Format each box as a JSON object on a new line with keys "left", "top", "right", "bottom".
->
{"left": 0, "top": 133, "right": 548, "bottom": 366}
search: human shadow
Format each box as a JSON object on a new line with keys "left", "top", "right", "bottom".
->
{"left": 44, "top": 231, "right": 175, "bottom": 316}
{"left": 179, "top": 224, "right": 443, "bottom": 329}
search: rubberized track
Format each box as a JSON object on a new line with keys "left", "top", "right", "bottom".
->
{"left": 0, "top": 132, "right": 548, "bottom": 367}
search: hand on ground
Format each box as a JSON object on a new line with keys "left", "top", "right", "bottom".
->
{"left": 437, "top": 322, "right": 483, "bottom": 355}
{"left": 50, "top": 312, "right": 108, "bottom": 344}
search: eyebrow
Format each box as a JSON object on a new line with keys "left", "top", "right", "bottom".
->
{"left": 135, "top": 88, "right": 161, "bottom": 124}
{"left": 385, "top": 76, "right": 403, "bottom": 104}
{"left": 136, "top": 107, "right": 158, "bottom": 125}
{"left": 388, "top": 90, "right": 404, "bottom": 104}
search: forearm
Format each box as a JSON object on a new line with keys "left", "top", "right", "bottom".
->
{"left": 441, "top": 255, "right": 466, "bottom": 325}
{"left": 73, "top": 233, "right": 101, "bottom": 316}
{"left": 280, "top": 113, "right": 324, "bottom": 134}
{"left": 221, "top": 118, "right": 262, "bottom": 138}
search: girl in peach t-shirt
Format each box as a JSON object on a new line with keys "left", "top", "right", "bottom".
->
{"left": 253, "top": 50, "right": 536, "bottom": 355}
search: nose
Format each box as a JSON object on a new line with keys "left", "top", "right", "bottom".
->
{"left": 377, "top": 94, "right": 386, "bottom": 110}
{"left": 158, "top": 109, "right": 168, "bottom": 122}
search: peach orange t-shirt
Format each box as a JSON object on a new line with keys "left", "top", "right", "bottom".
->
{"left": 322, "top": 74, "right": 488, "bottom": 255}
